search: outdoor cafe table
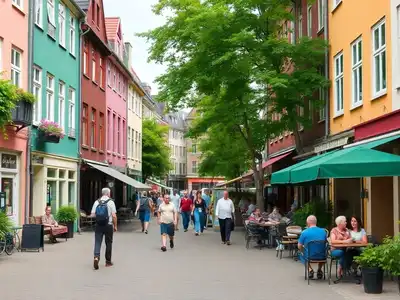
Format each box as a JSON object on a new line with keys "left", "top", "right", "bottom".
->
{"left": 330, "top": 242, "right": 368, "bottom": 284}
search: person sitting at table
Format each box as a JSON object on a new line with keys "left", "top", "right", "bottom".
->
{"left": 42, "top": 206, "right": 67, "bottom": 243}
{"left": 330, "top": 215, "right": 353, "bottom": 278}
{"left": 267, "top": 206, "right": 282, "bottom": 224}
{"left": 298, "top": 215, "right": 327, "bottom": 279}
{"left": 349, "top": 216, "right": 367, "bottom": 244}
{"left": 248, "top": 208, "right": 264, "bottom": 223}
{"left": 285, "top": 204, "right": 296, "bottom": 219}
{"left": 246, "top": 200, "right": 256, "bottom": 215}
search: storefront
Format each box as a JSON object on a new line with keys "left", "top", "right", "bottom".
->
{"left": 31, "top": 153, "right": 79, "bottom": 217}
{"left": 0, "top": 151, "right": 23, "bottom": 225}
{"left": 187, "top": 177, "right": 225, "bottom": 192}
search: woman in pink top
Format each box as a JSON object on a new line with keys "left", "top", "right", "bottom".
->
{"left": 330, "top": 215, "right": 352, "bottom": 277}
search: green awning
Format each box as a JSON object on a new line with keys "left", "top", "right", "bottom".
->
{"left": 289, "top": 147, "right": 400, "bottom": 183}
{"left": 271, "top": 134, "right": 400, "bottom": 185}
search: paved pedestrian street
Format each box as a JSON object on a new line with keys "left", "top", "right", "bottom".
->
{"left": 1, "top": 221, "right": 398, "bottom": 300}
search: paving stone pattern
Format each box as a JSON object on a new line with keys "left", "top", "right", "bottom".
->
{"left": 0, "top": 220, "right": 398, "bottom": 300}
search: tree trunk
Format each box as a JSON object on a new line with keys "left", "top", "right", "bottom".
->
{"left": 252, "top": 161, "right": 265, "bottom": 212}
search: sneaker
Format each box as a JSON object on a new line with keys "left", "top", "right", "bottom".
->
{"left": 221, "top": 241, "right": 226, "bottom": 244}
{"left": 317, "top": 270, "right": 323, "bottom": 279}
{"left": 93, "top": 257, "right": 99, "bottom": 270}
{"left": 195, "top": 232, "right": 199, "bottom": 236}
{"left": 170, "top": 240, "right": 174, "bottom": 249}
{"left": 308, "top": 270, "right": 314, "bottom": 279}
{"left": 184, "top": 229, "right": 188, "bottom": 232}
{"left": 161, "top": 246, "right": 167, "bottom": 252}
{"left": 226, "top": 241, "right": 231, "bottom": 246}
{"left": 145, "top": 230, "right": 148, "bottom": 234}
{"left": 105, "top": 261, "right": 113, "bottom": 267}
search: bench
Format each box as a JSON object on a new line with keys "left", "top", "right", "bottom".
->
{"left": 29, "top": 216, "right": 68, "bottom": 242}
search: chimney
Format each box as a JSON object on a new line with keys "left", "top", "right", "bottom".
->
{"left": 142, "top": 82, "right": 152, "bottom": 95}
{"left": 124, "top": 42, "right": 133, "bottom": 68}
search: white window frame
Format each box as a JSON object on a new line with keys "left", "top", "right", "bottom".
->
{"left": 351, "top": 38, "right": 363, "bottom": 108}
{"left": 333, "top": 0, "right": 342, "bottom": 10}
{"left": 319, "top": 87, "right": 326, "bottom": 121}
{"left": 372, "top": 19, "right": 387, "bottom": 97}
{"left": 297, "top": 6, "right": 303, "bottom": 39}
{"left": 34, "top": 0, "right": 43, "bottom": 27}
{"left": 307, "top": 5, "right": 312, "bottom": 37}
{"left": 47, "top": 0, "right": 55, "bottom": 26}
{"left": 107, "top": 62, "right": 111, "bottom": 86}
{"left": 58, "top": 2, "right": 66, "bottom": 47}
{"left": 46, "top": 74, "right": 55, "bottom": 121}
{"left": 58, "top": 82, "right": 65, "bottom": 128}
{"left": 11, "top": 48, "right": 22, "bottom": 87}
{"left": 12, "top": 0, "right": 23, "bottom": 10}
{"left": 318, "top": 0, "right": 325, "bottom": 30}
{"left": 69, "top": 16, "right": 75, "bottom": 55}
{"left": 68, "top": 88, "right": 76, "bottom": 137}
{"left": 32, "top": 66, "right": 42, "bottom": 125}
{"left": 334, "top": 52, "right": 344, "bottom": 116}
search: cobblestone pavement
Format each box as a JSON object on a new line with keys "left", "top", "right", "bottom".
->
{"left": 0, "top": 221, "right": 398, "bottom": 300}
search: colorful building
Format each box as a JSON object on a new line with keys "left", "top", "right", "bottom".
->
{"left": 0, "top": 0, "right": 30, "bottom": 225}
{"left": 77, "top": 0, "right": 111, "bottom": 213}
{"left": 30, "top": 0, "right": 85, "bottom": 218}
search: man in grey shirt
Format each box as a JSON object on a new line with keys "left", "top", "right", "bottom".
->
{"left": 91, "top": 187, "right": 117, "bottom": 270}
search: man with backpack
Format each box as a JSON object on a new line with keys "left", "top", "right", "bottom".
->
{"left": 134, "top": 191, "right": 153, "bottom": 234}
{"left": 91, "top": 187, "right": 117, "bottom": 270}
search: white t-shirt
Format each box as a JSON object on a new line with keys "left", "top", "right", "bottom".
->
{"left": 91, "top": 197, "right": 117, "bottom": 225}
{"left": 158, "top": 202, "right": 176, "bottom": 224}
{"left": 216, "top": 198, "right": 234, "bottom": 219}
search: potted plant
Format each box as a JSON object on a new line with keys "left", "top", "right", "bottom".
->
{"left": 0, "top": 211, "right": 12, "bottom": 240}
{"left": 11, "top": 88, "right": 36, "bottom": 126}
{"left": 56, "top": 206, "right": 78, "bottom": 238}
{"left": 354, "top": 245, "right": 384, "bottom": 294}
{"left": 379, "top": 235, "right": 400, "bottom": 293}
{"left": 38, "top": 119, "right": 65, "bottom": 143}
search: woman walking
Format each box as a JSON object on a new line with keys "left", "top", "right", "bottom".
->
{"left": 192, "top": 190, "right": 207, "bottom": 236}
{"left": 135, "top": 191, "right": 153, "bottom": 234}
{"left": 215, "top": 190, "right": 235, "bottom": 245}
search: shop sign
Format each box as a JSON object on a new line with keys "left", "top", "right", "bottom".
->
{"left": 1, "top": 154, "right": 17, "bottom": 169}
{"left": 314, "top": 137, "right": 349, "bottom": 153}
{"left": 32, "top": 155, "right": 44, "bottom": 165}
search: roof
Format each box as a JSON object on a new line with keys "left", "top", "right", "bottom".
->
{"left": 105, "top": 17, "right": 120, "bottom": 40}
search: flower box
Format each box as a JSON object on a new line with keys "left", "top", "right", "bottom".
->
{"left": 38, "top": 131, "right": 60, "bottom": 143}
{"left": 37, "top": 120, "right": 65, "bottom": 143}
{"left": 11, "top": 101, "right": 33, "bottom": 126}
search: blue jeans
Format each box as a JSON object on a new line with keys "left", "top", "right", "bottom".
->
{"left": 181, "top": 211, "right": 191, "bottom": 230}
{"left": 331, "top": 249, "right": 345, "bottom": 267}
{"left": 194, "top": 209, "right": 205, "bottom": 233}
{"left": 94, "top": 224, "right": 113, "bottom": 263}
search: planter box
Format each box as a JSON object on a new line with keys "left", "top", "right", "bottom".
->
{"left": 38, "top": 131, "right": 60, "bottom": 143}
{"left": 11, "top": 101, "right": 33, "bottom": 126}
{"left": 61, "top": 221, "right": 74, "bottom": 239}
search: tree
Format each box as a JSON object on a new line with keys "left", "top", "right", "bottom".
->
{"left": 142, "top": 0, "right": 329, "bottom": 210}
{"left": 142, "top": 119, "right": 172, "bottom": 182}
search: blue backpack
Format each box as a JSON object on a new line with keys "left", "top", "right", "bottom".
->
{"left": 95, "top": 199, "right": 110, "bottom": 226}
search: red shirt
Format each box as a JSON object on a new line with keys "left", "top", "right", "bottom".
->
{"left": 180, "top": 197, "right": 192, "bottom": 212}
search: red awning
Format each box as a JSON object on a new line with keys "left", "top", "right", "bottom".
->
{"left": 243, "top": 152, "right": 292, "bottom": 177}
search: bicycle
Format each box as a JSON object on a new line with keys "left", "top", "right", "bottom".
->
{"left": 0, "top": 229, "right": 19, "bottom": 255}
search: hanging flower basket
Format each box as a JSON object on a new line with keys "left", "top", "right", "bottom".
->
{"left": 38, "top": 120, "right": 65, "bottom": 144}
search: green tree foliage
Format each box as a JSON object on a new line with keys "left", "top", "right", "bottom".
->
{"left": 142, "top": 0, "right": 329, "bottom": 210}
{"left": 142, "top": 119, "right": 172, "bottom": 182}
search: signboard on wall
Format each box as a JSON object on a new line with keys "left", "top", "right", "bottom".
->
{"left": 1, "top": 154, "right": 17, "bottom": 169}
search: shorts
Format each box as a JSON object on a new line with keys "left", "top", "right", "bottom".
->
{"left": 139, "top": 210, "right": 150, "bottom": 222}
{"left": 160, "top": 223, "right": 175, "bottom": 236}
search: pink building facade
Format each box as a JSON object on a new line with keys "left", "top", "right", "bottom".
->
{"left": 0, "top": 0, "right": 30, "bottom": 225}
{"left": 105, "top": 18, "right": 129, "bottom": 170}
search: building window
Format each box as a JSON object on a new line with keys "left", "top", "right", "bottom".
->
{"left": 107, "top": 62, "right": 111, "bottom": 86}
{"left": 68, "top": 88, "right": 76, "bottom": 137}
{"left": 319, "top": 87, "right": 326, "bottom": 121}
{"left": 318, "top": 0, "right": 325, "bottom": 30}
{"left": 96, "top": 5, "right": 100, "bottom": 27}
{"left": 83, "top": 39, "right": 88, "bottom": 75}
{"left": 122, "top": 119, "right": 126, "bottom": 156}
{"left": 34, "top": 0, "right": 43, "bottom": 26}
{"left": 334, "top": 52, "right": 344, "bottom": 116}
{"left": 192, "top": 161, "right": 197, "bottom": 174}
{"left": 192, "top": 143, "right": 197, "bottom": 153}
{"left": 132, "top": 129, "right": 136, "bottom": 159}
{"left": 107, "top": 110, "right": 112, "bottom": 151}
{"left": 136, "top": 131, "right": 139, "bottom": 160}
{"left": 117, "top": 117, "right": 121, "bottom": 153}
{"left": 12, "top": 0, "right": 23, "bottom": 9}
{"left": 351, "top": 38, "right": 363, "bottom": 107}
{"left": 47, "top": 0, "right": 56, "bottom": 38}
{"left": 128, "top": 126, "right": 131, "bottom": 158}
{"left": 113, "top": 69, "right": 116, "bottom": 89}
{"left": 82, "top": 104, "right": 88, "bottom": 145}
{"left": 99, "top": 57, "right": 104, "bottom": 88}
{"left": 372, "top": 20, "right": 386, "bottom": 96}
{"left": 69, "top": 16, "right": 75, "bottom": 55}
{"left": 58, "top": 82, "right": 65, "bottom": 128}
{"left": 113, "top": 113, "right": 117, "bottom": 152}
{"left": 99, "top": 113, "right": 104, "bottom": 151}
{"left": 90, "top": 109, "right": 96, "bottom": 148}
{"left": 307, "top": 5, "right": 312, "bottom": 37}
{"left": 297, "top": 5, "right": 302, "bottom": 40}
{"left": 33, "top": 66, "right": 42, "bottom": 124}
{"left": 11, "top": 48, "right": 22, "bottom": 87}
{"left": 58, "top": 3, "right": 65, "bottom": 47}
{"left": 92, "top": 49, "right": 96, "bottom": 82}
{"left": 46, "top": 74, "right": 54, "bottom": 121}
{"left": 139, "top": 133, "right": 141, "bottom": 161}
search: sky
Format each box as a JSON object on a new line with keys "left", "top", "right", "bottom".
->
{"left": 103, "top": 0, "right": 167, "bottom": 95}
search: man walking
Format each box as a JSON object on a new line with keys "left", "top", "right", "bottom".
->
{"left": 135, "top": 191, "right": 153, "bottom": 234}
{"left": 157, "top": 194, "right": 177, "bottom": 252}
{"left": 170, "top": 189, "right": 181, "bottom": 230}
{"left": 180, "top": 190, "right": 192, "bottom": 232}
{"left": 215, "top": 190, "right": 235, "bottom": 245}
{"left": 202, "top": 189, "right": 211, "bottom": 230}
{"left": 91, "top": 187, "right": 117, "bottom": 270}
